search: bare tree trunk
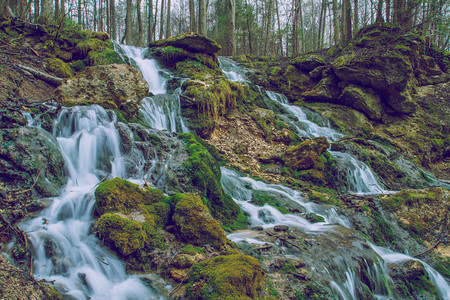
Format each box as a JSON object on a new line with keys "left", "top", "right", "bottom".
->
{"left": 342, "top": 0, "right": 352, "bottom": 42}
{"left": 353, "top": 0, "right": 359, "bottom": 32}
{"left": 198, "top": 0, "right": 206, "bottom": 35}
{"left": 376, "top": 0, "right": 384, "bottom": 22}
{"left": 137, "top": 0, "right": 143, "bottom": 45}
{"left": 110, "top": 0, "right": 116, "bottom": 39}
{"left": 386, "top": 0, "right": 391, "bottom": 22}
{"left": 275, "top": 0, "right": 283, "bottom": 56}
{"left": 125, "top": 0, "right": 133, "bottom": 44}
{"left": 54, "top": 0, "right": 59, "bottom": 21}
{"left": 263, "top": 0, "right": 272, "bottom": 56}
{"left": 318, "top": 0, "right": 326, "bottom": 49}
{"left": 225, "top": 0, "right": 236, "bottom": 55}
{"left": 244, "top": 0, "right": 252, "bottom": 54}
{"left": 332, "top": 0, "right": 339, "bottom": 44}
{"left": 153, "top": 0, "right": 158, "bottom": 40}
{"left": 147, "top": 0, "right": 153, "bottom": 42}
{"left": 159, "top": 0, "right": 165, "bottom": 39}
{"left": 165, "top": 0, "right": 171, "bottom": 37}
{"left": 77, "top": 0, "right": 81, "bottom": 24}
{"left": 189, "top": 0, "right": 196, "bottom": 32}
{"left": 34, "top": 0, "right": 39, "bottom": 22}
{"left": 40, "top": 0, "right": 52, "bottom": 23}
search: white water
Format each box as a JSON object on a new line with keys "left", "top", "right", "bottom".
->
{"left": 22, "top": 106, "right": 157, "bottom": 299}
{"left": 218, "top": 57, "right": 246, "bottom": 82}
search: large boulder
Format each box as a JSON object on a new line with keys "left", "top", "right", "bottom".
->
{"left": 185, "top": 254, "right": 263, "bottom": 299}
{"left": 0, "top": 127, "right": 66, "bottom": 196}
{"left": 292, "top": 54, "right": 326, "bottom": 72}
{"left": 338, "top": 85, "right": 383, "bottom": 120}
{"left": 416, "top": 55, "right": 449, "bottom": 86}
{"left": 149, "top": 32, "right": 221, "bottom": 54}
{"left": 282, "top": 137, "right": 330, "bottom": 171}
{"left": 171, "top": 193, "right": 227, "bottom": 249}
{"left": 332, "top": 52, "right": 416, "bottom": 114}
{"left": 55, "top": 64, "right": 149, "bottom": 118}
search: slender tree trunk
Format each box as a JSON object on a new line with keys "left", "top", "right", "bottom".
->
{"left": 189, "top": 0, "right": 196, "bottom": 32}
{"left": 263, "top": 0, "right": 272, "bottom": 56}
{"left": 165, "top": 0, "right": 171, "bottom": 37}
{"left": 125, "top": 0, "right": 133, "bottom": 44}
{"left": 34, "top": 0, "right": 39, "bottom": 22}
{"left": 54, "top": 0, "right": 59, "bottom": 21}
{"left": 110, "top": 0, "right": 116, "bottom": 39}
{"left": 226, "top": 0, "right": 236, "bottom": 55}
{"left": 353, "top": 0, "right": 359, "bottom": 32}
{"left": 342, "top": 0, "right": 352, "bottom": 42}
{"left": 244, "top": 0, "right": 252, "bottom": 54}
{"left": 137, "top": 0, "right": 143, "bottom": 45}
{"left": 153, "top": 0, "right": 158, "bottom": 40}
{"left": 332, "top": 0, "right": 339, "bottom": 44}
{"left": 198, "top": 0, "right": 206, "bottom": 35}
{"left": 275, "top": 0, "right": 283, "bottom": 56}
{"left": 159, "top": 0, "right": 165, "bottom": 39}
{"left": 386, "top": 0, "right": 391, "bottom": 22}
{"left": 40, "top": 0, "right": 52, "bottom": 23}
{"left": 147, "top": 0, "right": 153, "bottom": 43}
{"left": 77, "top": 0, "right": 81, "bottom": 24}
{"left": 376, "top": 0, "right": 384, "bottom": 22}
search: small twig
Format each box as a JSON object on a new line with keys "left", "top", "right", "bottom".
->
{"left": 96, "top": 257, "right": 109, "bottom": 265}
{"left": 29, "top": 47, "right": 39, "bottom": 57}
{"left": 414, "top": 239, "right": 442, "bottom": 258}
{"left": 279, "top": 237, "right": 303, "bottom": 251}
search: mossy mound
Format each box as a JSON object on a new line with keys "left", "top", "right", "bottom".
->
{"left": 185, "top": 254, "right": 263, "bottom": 299}
{"left": 181, "top": 78, "right": 244, "bottom": 137}
{"left": 94, "top": 177, "right": 165, "bottom": 216}
{"left": 179, "top": 133, "right": 240, "bottom": 225}
{"left": 171, "top": 193, "right": 227, "bottom": 249}
{"left": 291, "top": 54, "right": 326, "bottom": 72}
{"left": 96, "top": 213, "right": 156, "bottom": 256}
{"left": 44, "top": 58, "right": 73, "bottom": 78}
{"left": 149, "top": 32, "right": 221, "bottom": 54}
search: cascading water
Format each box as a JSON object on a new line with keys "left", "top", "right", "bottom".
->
{"left": 22, "top": 105, "right": 157, "bottom": 299}
{"left": 117, "top": 43, "right": 189, "bottom": 133}
{"left": 218, "top": 57, "right": 449, "bottom": 299}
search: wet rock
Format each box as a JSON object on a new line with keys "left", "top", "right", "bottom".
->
{"left": 185, "top": 254, "right": 263, "bottom": 299}
{"left": 292, "top": 54, "right": 326, "bottom": 72}
{"left": 115, "top": 122, "right": 134, "bottom": 154}
{"left": 332, "top": 52, "right": 417, "bottom": 114}
{"left": 273, "top": 225, "right": 289, "bottom": 232}
{"left": 0, "top": 127, "right": 66, "bottom": 196}
{"left": 55, "top": 64, "right": 149, "bottom": 118}
{"left": 172, "top": 254, "right": 197, "bottom": 269}
{"left": 338, "top": 85, "right": 383, "bottom": 120}
{"left": 172, "top": 193, "right": 227, "bottom": 249}
{"left": 303, "top": 212, "right": 325, "bottom": 224}
{"left": 148, "top": 32, "right": 221, "bottom": 54}
{"left": 252, "top": 226, "right": 264, "bottom": 231}
{"left": 282, "top": 137, "right": 330, "bottom": 171}
{"left": 416, "top": 55, "right": 449, "bottom": 86}
{"left": 0, "top": 109, "right": 28, "bottom": 129}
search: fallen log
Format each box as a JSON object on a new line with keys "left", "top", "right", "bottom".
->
{"left": 16, "top": 64, "right": 63, "bottom": 86}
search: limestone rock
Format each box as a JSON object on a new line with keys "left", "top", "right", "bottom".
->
{"left": 0, "top": 127, "right": 66, "bottom": 196}
{"left": 172, "top": 193, "right": 227, "bottom": 249}
{"left": 416, "top": 55, "right": 449, "bottom": 86}
{"left": 0, "top": 109, "right": 28, "bottom": 129}
{"left": 338, "top": 85, "right": 383, "bottom": 120}
{"left": 332, "top": 52, "right": 416, "bottom": 114}
{"left": 283, "top": 137, "right": 330, "bottom": 171}
{"left": 186, "top": 254, "right": 263, "bottom": 299}
{"left": 292, "top": 54, "right": 326, "bottom": 72}
{"left": 149, "top": 32, "right": 221, "bottom": 54}
{"left": 55, "top": 64, "right": 149, "bottom": 118}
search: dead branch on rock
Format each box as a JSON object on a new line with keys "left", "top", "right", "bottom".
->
{"left": 16, "top": 64, "right": 63, "bottom": 86}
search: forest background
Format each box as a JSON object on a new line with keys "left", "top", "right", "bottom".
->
{"left": 1, "top": 0, "right": 449, "bottom": 57}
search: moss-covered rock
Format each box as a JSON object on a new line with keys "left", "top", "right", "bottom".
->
{"left": 283, "top": 137, "right": 330, "bottom": 170}
{"left": 0, "top": 109, "right": 28, "bottom": 129}
{"left": 171, "top": 193, "right": 227, "bottom": 249}
{"left": 338, "top": 85, "right": 383, "bottom": 120}
{"left": 96, "top": 213, "right": 155, "bottom": 256}
{"left": 185, "top": 254, "right": 263, "bottom": 299}
{"left": 292, "top": 54, "right": 326, "bottom": 72}
{"left": 94, "top": 177, "right": 165, "bottom": 216}
{"left": 149, "top": 32, "right": 221, "bottom": 54}
{"left": 44, "top": 57, "right": 73, "bottom": 78}
{"left": 55, "top": 64, "right": 148, "bottom": 118}
{"left": 179, "top": 133, "right": 240, "bottom": 225}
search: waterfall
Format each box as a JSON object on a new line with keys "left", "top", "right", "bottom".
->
{"left": 22, "top": 105, "right": 157, "bottom": 299}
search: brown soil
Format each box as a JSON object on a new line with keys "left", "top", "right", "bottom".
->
{"left": 0, "top": 41, "right": 56, "bottom": 105}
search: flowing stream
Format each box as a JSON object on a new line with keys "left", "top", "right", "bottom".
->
{"left": 9, "top": 46, "right": 448, "bottom": 299}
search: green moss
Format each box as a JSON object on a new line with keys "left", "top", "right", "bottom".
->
{"left": 45, "top": 57, "right": 73, "bottom": 78}
{"left": 181, "top": 245, "right": 205, "bottom": 255}
{"left": 146, "top": 202, "right": 170, "bottom": 228}
{"left": 172, "top": 193, "right": 227, "bottom": 249}
{"left": 295, "top": 283, "right": 331, "bottom": 300}
{"left": 186, "top": 255, "right": 263, "bottom": 300}
{"left": 179, "top": 133, "right": 240, "bottom": 225}
{"left": 94, "top": 177, "right": 166, "bottom": 216}
{"left": 69, "top": 59, "right": 86, "bottom": 72}
{"left": 371, "top": 210, "right": 396, "bottom": 247}
{"left": 96, "top": 213, "right": 154, "bottom": 256}
{"left": 250, "top": 191, "right": 289, "bottom": 214}
{"left": 307, "top": 190, "right": 342, "bottom": 206}
{"left": 280, "top": 263, "right": 297, "bottom": 274}
{"left": 222, "top": 212, "right": 249, "bottom": 232}
{"left": 74, "top": 38, "right": 106, "bottom": 60}
{"left": 88, "top": 46, "right": 124, "bottom": 66}
{"left": 90, "top": 31, "right": 110, "bottom": 41}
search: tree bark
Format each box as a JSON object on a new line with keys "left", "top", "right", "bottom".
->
{"left": 125, "top": 0, "right": 132, "bottom": 44}
{"left": 332, "top": 0, "right": 339, "bottom": 44}
{"left": 110, "top": 0, "right": 116, "bottom": 39}
{"left": 224, "top": 0, "right": 236, "bottom": 55}
{"left": 165, "top": 0, "right": 171, "bottom": 37}
{"left": 137, "top": 0, "right": 143, "bottom": 46}
{"left": 198, "top": 0, "right": 206, "bottom": 35}
{"left": 189, "top": 0, "right": 196, "bottom": 32}
{"left": 159, "top": 0, "right": 165, "bottom": 39}
{"left": 40, "top": 0, "right": 53, "bottom": 23}
{"left": 244, "top": 0, "right": 252, "bottom": 54}
{"left": 147, "top": 0, "right": 153, "bottom": 42}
